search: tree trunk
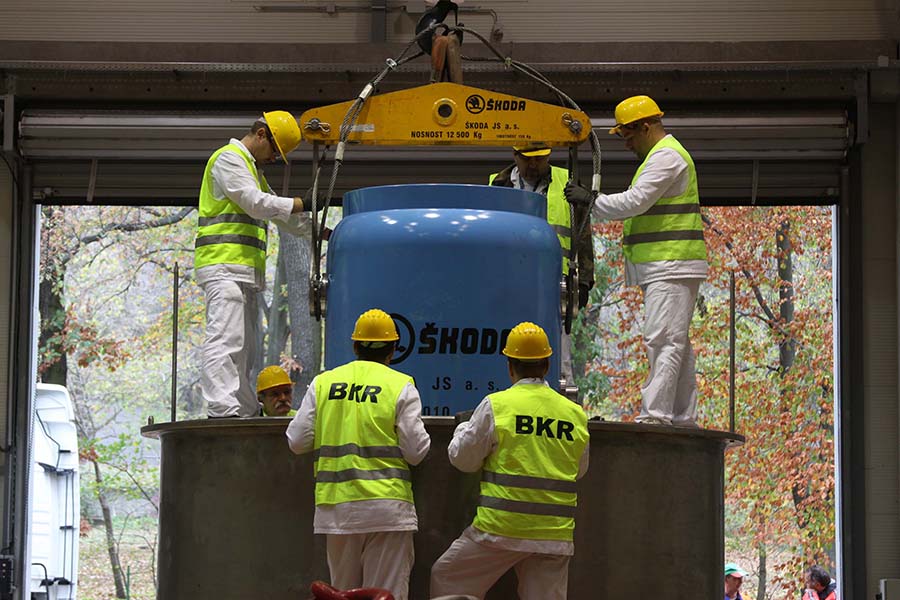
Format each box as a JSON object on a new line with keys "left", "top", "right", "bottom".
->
{"left": 778, "top": 220, "right": 813, "bottom": 534}
{"left": 777, "top": 220, "right": 795, "bottom": 370}
{"left": 38, "top": 207, "right": 68, "bottom": 385}
{"left": 266, "top": 245, "right": 291, "bottom": 366}
{"left": 38, "top": 276, "right": 68, "bottom": 384}
{"left": 92, "top": 460, "right": 127, "bottom": 598}
{"left": 281, "top": 218, "right": 322, "bottom": 394}
{"left": 756, "top": 543, "right": 767, "bottom": 600}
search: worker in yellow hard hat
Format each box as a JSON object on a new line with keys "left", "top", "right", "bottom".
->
{"left": 256, "top": 365, "right": 297, "bottom": 417}
{"left": 489, "top": 142, "right": 595, "bottom": 387}
{"left": 564, "top": 95, "right": 708, "bottom": 427}
{"left": 286, "top": 309, "right": 431, "bottom": 600}
{"left": 430, "top": 322, "right": 589, "bottom": 600}
{"left": 197, "top": 111, "right": 316, "bottom": 418}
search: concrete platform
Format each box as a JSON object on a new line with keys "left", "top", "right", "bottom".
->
{"left": 142, "top": 417, "right": 743, "bottom": 599}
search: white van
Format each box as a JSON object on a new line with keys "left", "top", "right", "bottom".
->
{"left": 28, "top": 383, "right": 79, "bottom": 600}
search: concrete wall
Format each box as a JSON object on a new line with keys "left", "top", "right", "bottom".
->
{"left": 0, "top": 0, "right": 894, "bottom": 43}
{"left": 859, "top": 102, "right": 900, "bottom": 596}
{"left": 0, "top": 162, "right": 11, "bottom": 528}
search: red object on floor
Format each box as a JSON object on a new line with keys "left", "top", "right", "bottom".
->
{"left": 310, "top": 580, "right": 395, "bottom": 600}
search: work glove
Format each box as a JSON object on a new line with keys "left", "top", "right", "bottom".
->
{"left": 303, "top": 188, "right": 325, "bottom": 211}
{"left": 578, "top": 282, "right": 591, "bottom": 309}
{"left": 564, "top": 181, "right": 595, "bottom": 207}
{"left": 454, "top": 409, "right": 475, "bottom": 425}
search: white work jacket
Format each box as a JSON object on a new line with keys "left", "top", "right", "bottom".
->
{"left": 196, "top": 138, "right": 309, "bottom": 290}
{"left": 286, "top": 376, "right": 431, "bottom": 534}
{"left": 448, "top": 378, "right": 590, "bottom": 556}
{"left": 591, "top": 135, "right": 708, "bottom": 286}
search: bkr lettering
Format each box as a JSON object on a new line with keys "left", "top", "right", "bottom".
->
{"left": 328, "top": 382, "right": 382, "bottom": 403}
{"left": 515, "top": 415, "right": 575, "bottom": 441}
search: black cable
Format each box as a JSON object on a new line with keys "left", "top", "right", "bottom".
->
{"left": 61, "top": 473, "right": 67, "bottom": 586}
{"left": 34, "top": 409, "right": 62, "bottom": 470}
{"left": 32, "top": 562, "right": 50, "bottom": 588}
{"left": 0, "top": 153, "right": 18, "bottom": 187}
{"left": 69, "top": 471, "right": 76, "bottom": 589}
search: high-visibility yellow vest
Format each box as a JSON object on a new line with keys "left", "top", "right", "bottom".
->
{"left": 195, "top": 143, "right": 268, "bottom": 273}
{"left": 490, "top": 165, "right": 572, "bottom": 274}
{"left": 473, "top": 383, "right": 589, "bottom": 542}
{"left": 312, "top": 361, "right": 414, "bottom": 506}
{"left": 261, "top": 408, "right": 297, "bottom": 417}
{"left": 622, "top": 136, "right": 706, "bottom": 264}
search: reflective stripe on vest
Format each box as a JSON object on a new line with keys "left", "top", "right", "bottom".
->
{"left": 489, "top": 165, "right": 572, "bottom": 274}
{"left": 622, "top": 136, "right": 707, "bottom": 264}
{"left": 473, "top": 383, "right": 588, "bottom": 542}
{"left": 195, "top": 143, "right": 268, "bottom": 273}
{"left": 312, "top": 361, "right": 414, "bottom": 506}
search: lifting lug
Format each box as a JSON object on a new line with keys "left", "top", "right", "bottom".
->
{"left": 308, "top": 276, "right": 328, "bottom": 320}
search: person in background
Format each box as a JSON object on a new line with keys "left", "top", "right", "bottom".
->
{"left": 489, "top": 142, "right": 595, "bottom": 387}
{"left": 430, "top": 322, "right": 589, "bottom": 600}
{"left": 286, "top": 309, "right": 431, "bottom": 600}
{"left": 803, "top": 565, "right": 837, "bottom": 600}
{"left": 256, "top": 365, "right": 296, "bottom": 417}
{"left": 724, "top": 562, "right": 747, "bottom": 600}
{"left": 197, "top": 110, "right": 311, "bottom": 418}
{"left": 565, "top": 95, "right": 707, "bottom": 427}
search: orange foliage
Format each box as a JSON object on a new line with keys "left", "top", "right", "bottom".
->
{"left": 580, "top": 206, "right": 835, "bottom": 595}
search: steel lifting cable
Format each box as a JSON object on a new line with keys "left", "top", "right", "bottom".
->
{"left": 307, "top": 21, "right": 602, "bottom": 323}
{"left": 312, "top": 26, "right": 437, "bottom": 238}
{"left": 455, "top": 24, "right": 603, "bottom": 200}
{"left": 307, "top": 28, "right": 439, "bottom": 284}
{"left": 454, "top": 23, "right": 602, "bottom": 333}
{"left": 309, "top": 144, "right": 330, "bottom": 287}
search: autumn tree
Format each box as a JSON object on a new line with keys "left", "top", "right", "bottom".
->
{"left": 574, "top": 205, "right": 836, "bottom": 598}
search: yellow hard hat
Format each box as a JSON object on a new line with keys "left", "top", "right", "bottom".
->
{"left": 256, "top": 365, "right": 293, "bottom": 394}
{"left": 513, "top": 141, "right": 552, "bottom": 157}
{"left": 351, "top": 309, "right": 399, "bottom": 342}
{"left": 502, "top": 322, "right": 552, "bottom": 360}
{"left": 262, "top": 110, "right": 302, "bottom": 160}
{"left": 609, "top": 95, "right": 664, "bottom": 135}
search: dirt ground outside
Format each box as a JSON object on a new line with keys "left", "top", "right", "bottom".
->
{"left": 78, "top": 518, "right": 157, "bottom": 600}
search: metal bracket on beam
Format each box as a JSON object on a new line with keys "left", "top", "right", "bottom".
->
{"left": 371, "top": 0, "right": 387, "bottom": 43}
{"left": 2, "top": 94, "right": 13, "bottom": 154}
{"left": 854, "top": 72, "right": 869, "bottom": 146}
{"left": 86, "top": 158, "right": 98, "bottom": 203}
{"left": 751, "top": 159, "right": 759, "bottom": 205}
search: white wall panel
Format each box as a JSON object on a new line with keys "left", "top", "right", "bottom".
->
{"left": 0, "top": 0, "right": 893, "bottom": 43}
{"left": 860, "top": 103, "right": 900, "bottom": 596}
{"left": 0, "top": 1, "right": 369, "bottom": 43}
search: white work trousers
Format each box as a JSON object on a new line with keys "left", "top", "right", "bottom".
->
{"left": 430, "top": 529, "right": 570, "bottom": 600}
{"left": 200, "top": 279, "right": 260, "bottom": 417}
{"left": 638, "top": 278, "right": 702, "bottom": 425}
{"left": 326, "top": 531, "right": 414, "bottom": 600}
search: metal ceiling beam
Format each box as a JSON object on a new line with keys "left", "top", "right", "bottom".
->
{"left": 0, "top": 40, "right": 893, "bottom": 71}
{"left": 17, "top": 108, "right": 851, "bottom": 161}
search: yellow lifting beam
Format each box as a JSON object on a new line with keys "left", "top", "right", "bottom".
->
{"left": 299, "top": 82, "right": 592, "bottom": 147}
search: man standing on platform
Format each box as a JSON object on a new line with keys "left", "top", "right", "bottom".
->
{"left": 565, "top": 96, "right": 707, "bottom": 427}
{"left": 197, "top": 111, "right": 311, "bottom": 418}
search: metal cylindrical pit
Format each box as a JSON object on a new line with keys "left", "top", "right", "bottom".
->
{"left": 143, "top": 419, "right": 741, "bottom": 599}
